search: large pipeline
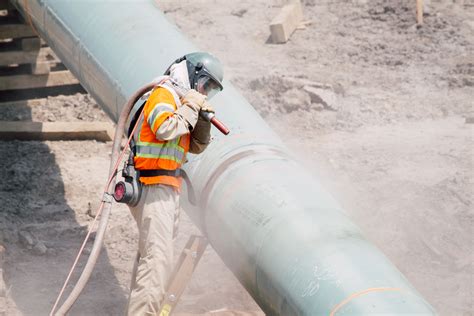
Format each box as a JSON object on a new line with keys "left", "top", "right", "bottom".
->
{"left": 11, "top": 1, "right": 436, "bottom": 315}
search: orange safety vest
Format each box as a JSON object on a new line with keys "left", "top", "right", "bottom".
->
{"left": 132, "top": 84, "right": 190, "bottom": 188}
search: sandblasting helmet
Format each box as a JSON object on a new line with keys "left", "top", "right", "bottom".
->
{"left": 166, "top": 52, "right": 224, "bottom": 99}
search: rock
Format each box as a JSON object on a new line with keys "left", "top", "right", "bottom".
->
{"left": 2, "top": 229, "right": 17, "bottom": 244}
{"left": 248, "top": 78, "right": 265, "bottom": 91}
{"left": 311, "top": 103, "right": 325, "bottom": 111}
{"left": 32, "top": 241, "right": 48, "bottom": 256}
{"left": 18, "top": 231, "right": 36, "bottom": 249}
{"left": 465, "top": 20, "right": 474, "bottom": 31}
{"left": 286, "top": 77, "right": 332, "bottom": 90}
{"left": 87, "top": 202, "right": 98, "bottom": 218}
{"left": 231, "top": 9, "right": 247, "bottom": 18}
{"left": 465, "top": 117, "right": 474, "bottom": 124}
{"left": 332, "top": 82, "right": 346, "bottom": 96}
{"left": 303, "top": 86, "right": 339, "bottom": 111}
{"left": 281, "top": 88, "right": 311, "bottom": 113}
{"left": 46, "top": 248, "right": 57, "bottom": 256}
{"left": 423, "top": 0, "right": 432, "bottom": 15}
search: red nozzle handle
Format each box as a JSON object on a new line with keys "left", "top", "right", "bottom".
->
{"left": 199, "top": 111, "right": 230, "bottom": 135}
{"left": 210, "top": 117, "right": 230, "bottom": 135}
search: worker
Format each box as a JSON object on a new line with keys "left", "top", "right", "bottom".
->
{"left": 126, "top": 52, "right": 224, "bottom": 315}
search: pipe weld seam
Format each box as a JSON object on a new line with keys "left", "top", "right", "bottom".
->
{"left": 329, "top": 287, "right": 403, "bottom": 316}
{"left": 200, "top": 147, "right": 290, "bottom": 209}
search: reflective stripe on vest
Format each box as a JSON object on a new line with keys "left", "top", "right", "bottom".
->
{"left": 147, "top": 103, "right": 175, "bottom": 133}
{"left": 134, "top": 83, "right": 182, "bottom": 141}
{"left": 132, "top": 83, "right": 190, "bottom": 188}
{"left": 126, "top": 78, "right": 179, "bottom": 140}
{"left": 135, "top": 137, "right": 186, "bottom": 163}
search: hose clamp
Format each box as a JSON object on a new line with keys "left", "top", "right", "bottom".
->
{"left": 102, "top": 192, "right": 114, "bottom": 204}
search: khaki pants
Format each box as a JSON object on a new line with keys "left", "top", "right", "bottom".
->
{"left": 127, "top": 184, "right": 180, "bottom": 316}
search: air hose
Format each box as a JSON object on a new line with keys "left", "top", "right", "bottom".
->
{"left": 52, "top": 82, "right": 158, "bottom": 315}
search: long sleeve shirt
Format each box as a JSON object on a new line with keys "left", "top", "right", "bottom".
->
{"left": 144, "top": 86, "right": 211, "bottom": 154}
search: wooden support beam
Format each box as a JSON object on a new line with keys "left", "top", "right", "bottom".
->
{"left": 0, "top": 24, "right": 35, "bottom": 39}
{"left": 0, "top": 49, "right": 40, "bottom": 66}
{"left": 0, "top": 0, "right": 14, "bottom": 11}
{"left": 0, "top": 47, "right": 53, "bottom": 66}
{"left": 0, "top": 121, "right": 114, "bottom": 141}
{"left": 0, "top": 98, "right": 47, "bottom": 107}
{"left": 21, "top": 37, "right": 41, "bottom": 51}
{"left": 0, "top": 70, "right": 79, "bottom": 90}
{"left": 28, "top": 60, "right": 51, "bottom": 74}
{"left": 416, "top": 0, "right": 424, "bottom": 25}
{"left": 159, "top": 236, "right": 208, "bottom": 316}
{"left": 269, "top": 0, "right": 303, "bottom": 43}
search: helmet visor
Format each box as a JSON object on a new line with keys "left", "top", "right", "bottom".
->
{"left": 196, "top": 76, "right": 222, "bottom": 100}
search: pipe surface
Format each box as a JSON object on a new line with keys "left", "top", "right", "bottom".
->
{"left": 11, "top": 0, "right": 436, "bottom": 314}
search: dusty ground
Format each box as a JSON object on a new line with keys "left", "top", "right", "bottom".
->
{"left": 0, "top": 0, "right": 472, "bottom": 315}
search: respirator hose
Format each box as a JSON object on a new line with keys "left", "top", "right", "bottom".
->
{"left": 53, "top": 82, "right": 158, "bottom": 315}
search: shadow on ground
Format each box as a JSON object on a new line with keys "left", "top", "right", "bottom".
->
{"left": 0, "top": 97, "right": 126, "bottom": 315}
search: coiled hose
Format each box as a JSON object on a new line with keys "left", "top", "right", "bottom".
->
{"left": 53, "top": 82, "right": 158, "bottom": 315}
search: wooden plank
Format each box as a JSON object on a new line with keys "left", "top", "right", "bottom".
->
{"left": 0, "top": 70, "right": 79, "bottom": 90}
{"left": 0, "top": 24, "right": 35, "bottom": 39}
{"left": 0, "top": 98, "right": 46, "bottom": 107}
{"left": 0, "top": 0, "right": 14, "bottom": 10}
{"left": 0, "top": 46, "right": 52, "bottom": 66}
{"left": 0, "top": 121, "right": 114, "bottom": 141}
{"left": 269, "top": 0, "right": 303, "bottom": 44}
{"left": 29, "top": 60, "right": 51, "bottom": 74}
{"left": 43, "top": 46, "right": 60, "bottom": 63}
{"left": 159, "top": 236, "right": 208, "bottom": 316}
{"left": 0, "top": 50, "right": 38, "bottom": 66}
{"left": 21, "top": 37, "right": 41, "bottom": 51}
{"left": 416, "top": 0, "right": 424, "bottom": 25}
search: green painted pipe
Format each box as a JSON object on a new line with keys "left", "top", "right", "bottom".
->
{"left": 11, "top": 0, "right": 436, "bottom": 314}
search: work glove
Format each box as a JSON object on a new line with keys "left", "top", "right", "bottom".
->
{"left": 176, "top": 89, "right": 208, "bottom": 131}
{"left": 183, "top": 89, "right": 214, "bottom": 113}
{"left": 183, "top": 89, "right": 207, "bottom": 108}
{"left": 200, "top": 103, "right": 214, "bottom": 113}
{"left": 193, "top": 116, "right": 211, "bottom": 143}
{"left": 189, "top": 116, "right": 211, "bottom": 154}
